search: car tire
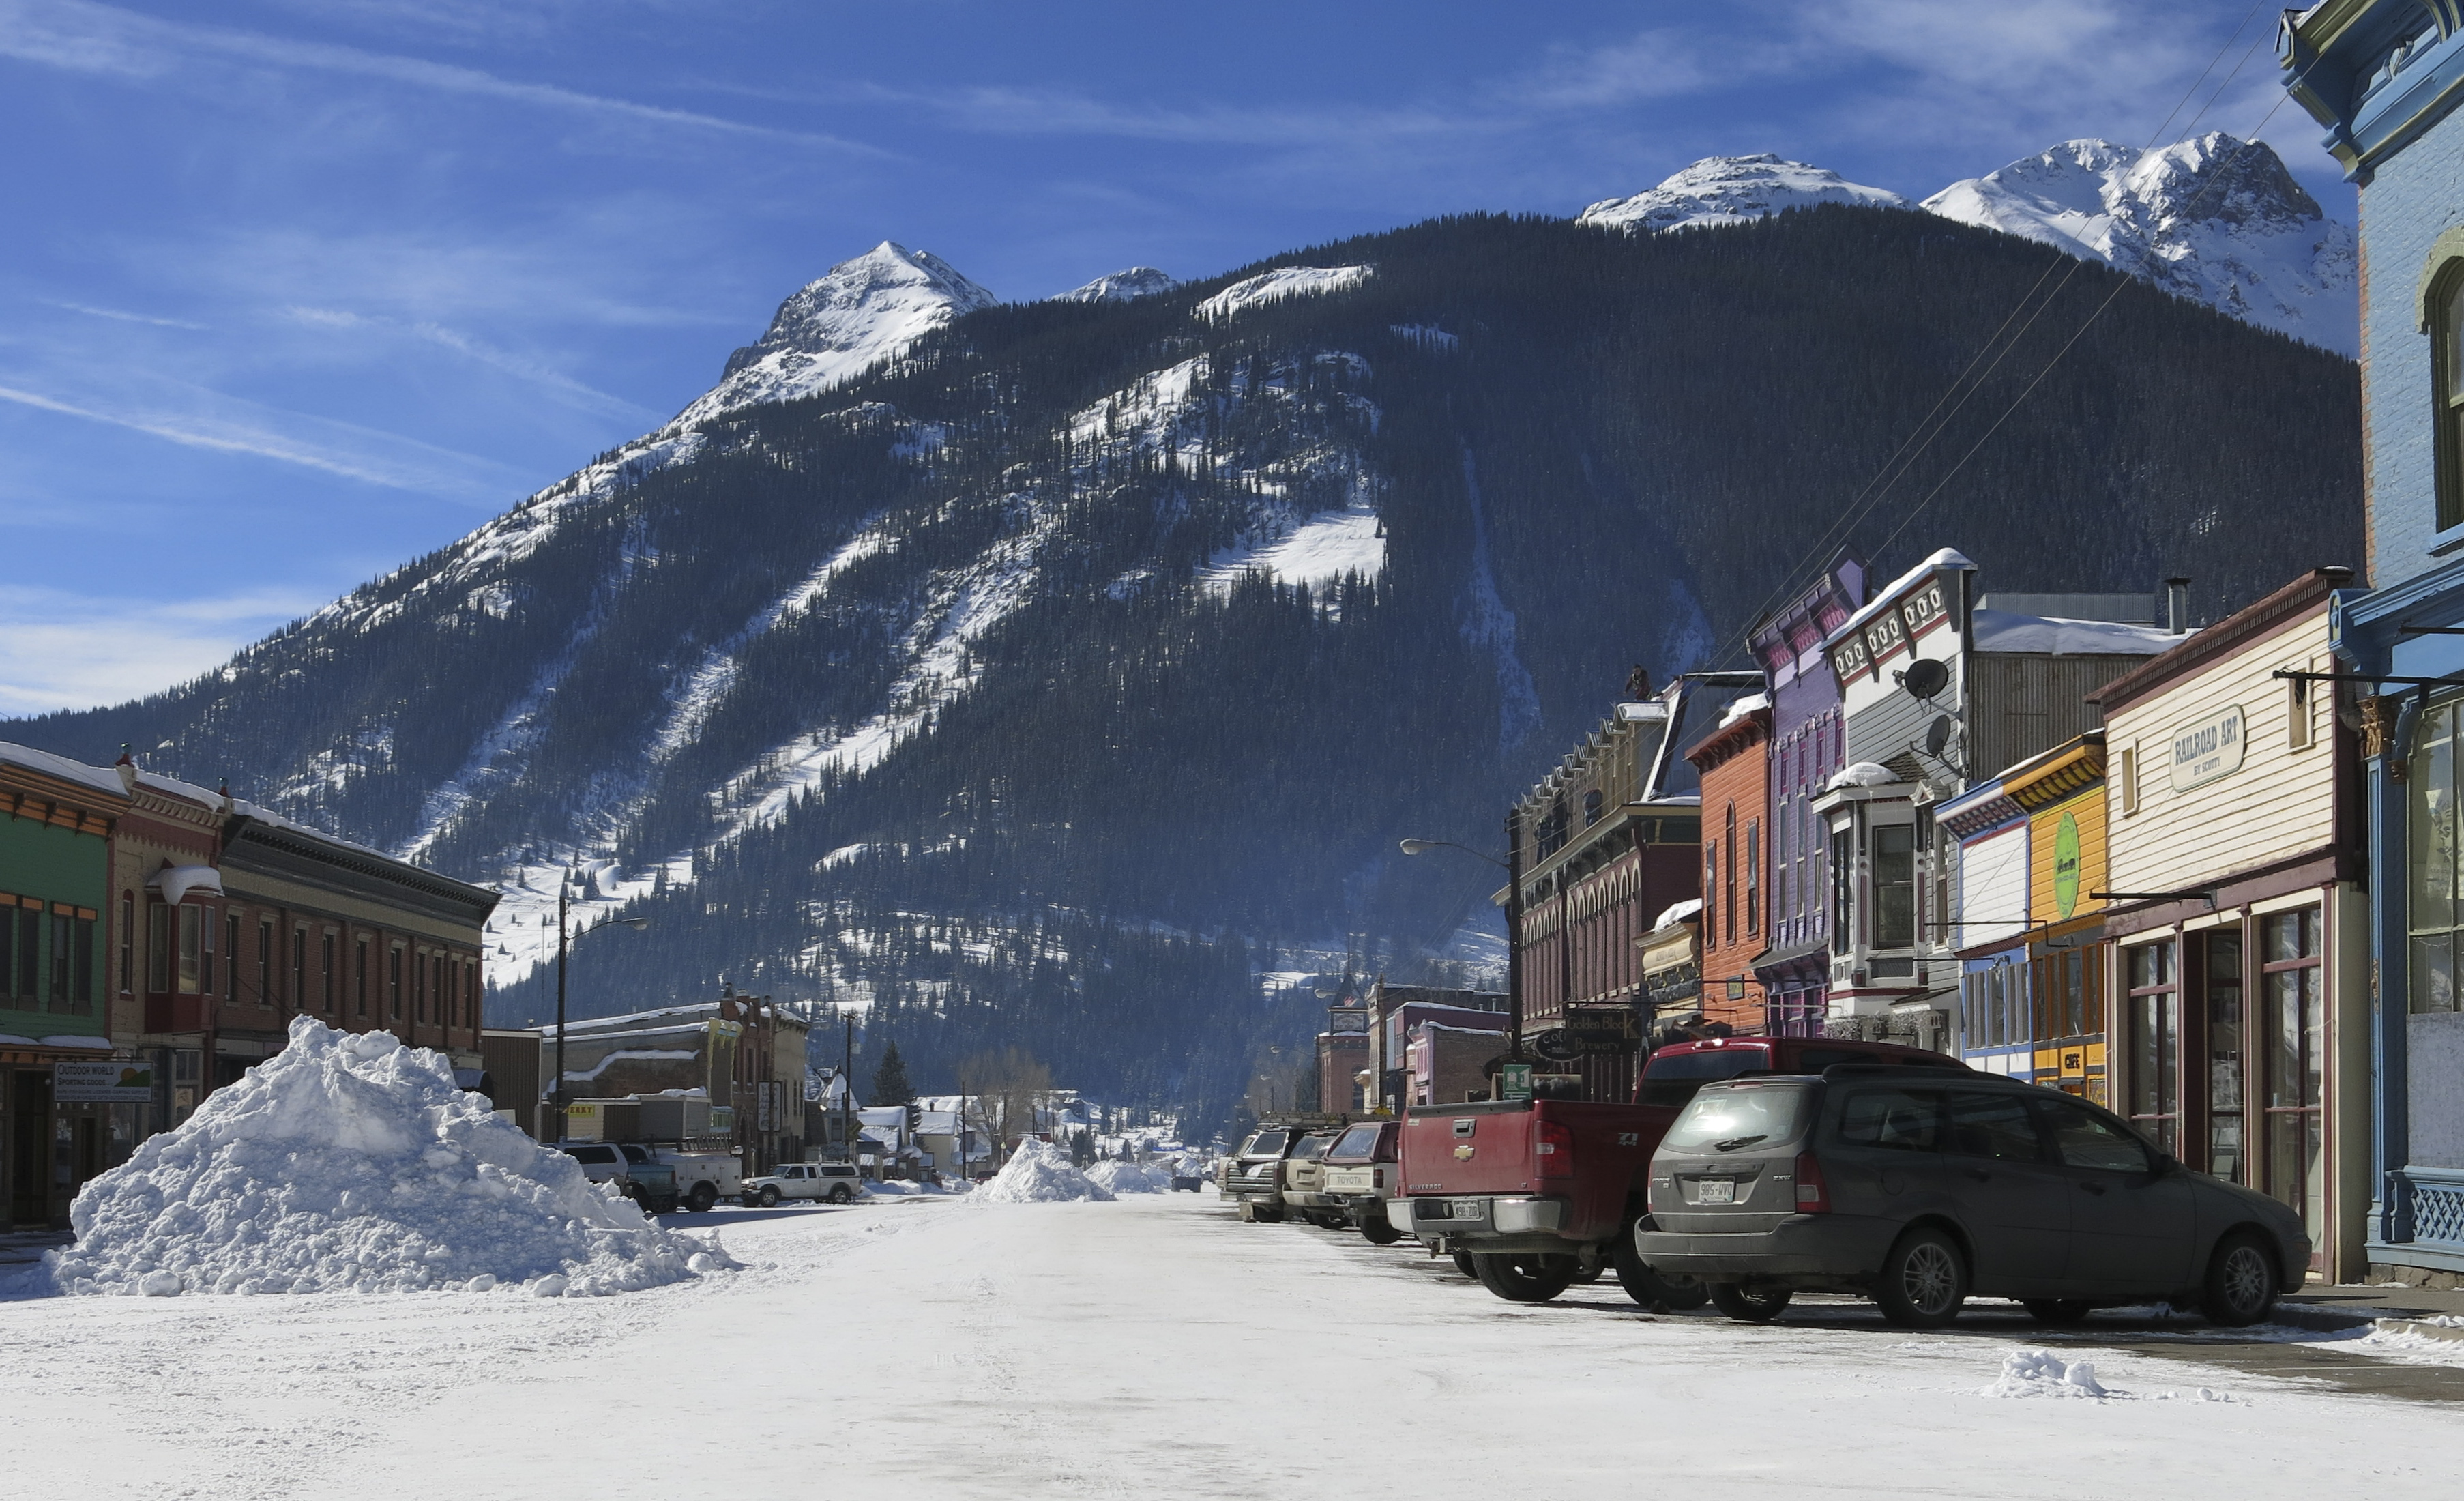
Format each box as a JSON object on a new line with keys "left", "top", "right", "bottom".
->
{"left": 686, "top": 1182, "right": 718, "bottom": 1214}
{"left": 1358, "top": 1216, "right": 1403, "bottom": 1247}
{"left": 1873, "top": 1227, "right": 1969, "bottom": 1328}
{"left": 1706, "top": 1283, "right": 1792, "bottom": 1323}
{"left": 829, "top": 1185, "right": 853, "bottom": 1204}
{"left": 756, "top": 1185, "right": 782, "bottom": 1208}
{"left": 1614, "top": 1219, "right": 1712, "bottom": 1311}
{"left": 2199, "top": 1232, "right": 2280, "bottom": 1328}
{"left": 2024, "top": 1299, "right": 2094, "bottom": 1326}
{"left": 1471, "top": 1253, "right": 1579, "bottom": 1303}
{"left": 1450, "top": 1251, "right": 1480, "bottom": 1279}
{"left": 1252, "top": 1204, "right": 1285, "bottom": 1224}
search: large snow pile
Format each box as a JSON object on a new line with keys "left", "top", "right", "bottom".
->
{"left": 976, "top": 1139, "right": 1115, "bottom": 1204}
{"left": 46, "top": 1017, "right": 727, "bottom": 1297}
{"left": 1084, "top": 1160, "right": 1174, "bottom": 1195}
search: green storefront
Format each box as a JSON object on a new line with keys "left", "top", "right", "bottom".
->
{"left": 0, "top": 744, "right": 128, "bottom": 1227}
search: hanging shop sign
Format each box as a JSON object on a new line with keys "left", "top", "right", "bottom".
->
{"left": 1563, "top": 1005, "right": 1644, "bottom": 1053}
{"left": 2053, "top": 813, "right": 2083, "bottom": 919}
{"left": 2168, "top": 704, "right": 2246, "bottom": 792}
{"left": 53, "top": 1060, "right": 153, "bottom": 1103}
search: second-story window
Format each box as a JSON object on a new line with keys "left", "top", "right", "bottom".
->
{"left": 2439, "top": 263, "right": 2464, "bottom": 532}
{"left": 1583, "top": 789, "right": 1604, "bottom": 827}
{"left": 1701, "top": 840, "right": 1718, "bottom": 948}
{"left": 1873, "top": 824, "right": 1916, "bottom": 950}
{"left": 1745, "top": 819, "right": 1761, "bottom": 937}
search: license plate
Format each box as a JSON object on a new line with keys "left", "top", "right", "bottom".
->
{"left": 1695, "top": 1179, "right": 1735, "bottom": 1204}
{"left": 1450, "top": 1199, "right": 1485, "bottom": 1221}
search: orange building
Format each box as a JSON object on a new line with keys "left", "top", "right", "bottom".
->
{"left": 1687, "top": 696, "right": 1772, "bottom": 1033}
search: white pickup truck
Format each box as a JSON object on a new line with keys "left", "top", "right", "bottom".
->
{"left": 740, "top": 1161, "right": 864, "bottom": 1206}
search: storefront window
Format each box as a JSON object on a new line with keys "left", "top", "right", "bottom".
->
{"left": 2127, "top": 940, "right": 2179, "bottom": 1152}
{"left": 2411, "top": 700, "right": 2464, "bottom": 1012}
{"left": 2204, "top": 930, "right": 2245, "bottom": 1183}
{"left": 2262, "top": 907, "right": 2326, "bottom": 1258}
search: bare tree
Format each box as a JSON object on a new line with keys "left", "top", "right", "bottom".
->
{"left": 958, "top": 1045, "right": 1052, "bottom": 1158}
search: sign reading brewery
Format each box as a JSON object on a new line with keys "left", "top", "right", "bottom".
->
{"left": 2168, "top": 704, "right": 2246, "bottom": 793}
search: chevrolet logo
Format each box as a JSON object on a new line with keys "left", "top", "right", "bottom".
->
{"left": 1454, "top": 1145, "right": 1474, "bottom": 1160}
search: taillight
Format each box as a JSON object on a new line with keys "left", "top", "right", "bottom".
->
{"left": 1793, "top": 1152, "right": 1830, "bottom": 1213}
{"left": 1536, "top": 1120, "right": 1576, "bottom": 1178}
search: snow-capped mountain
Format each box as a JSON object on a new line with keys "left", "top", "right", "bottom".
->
{"left": 1579, "top": 154, "right": 1908, "bottom": 233}
{"left": 1586, "top": 137, "right": 2356, "bottom": 354}
{"left": 1922, "top": 134, "right": 2357, "bottom": 355}
{"left": 1057, "top": 267, "right": 1179, "bottom": 303}
{"left": 673, "top": 242, "right": 997, "bottom": 428}
{"left": 10, "top": 211, "right": 2360, "bottom": 1116}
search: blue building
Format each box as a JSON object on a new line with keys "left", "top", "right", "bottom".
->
{"left": 2283, "top": 1, "right": 2464, "bottom": 1283}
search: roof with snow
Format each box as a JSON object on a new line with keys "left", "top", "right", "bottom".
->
{"left": 1970, "top": 609, "right": 2186, "bottom": 656}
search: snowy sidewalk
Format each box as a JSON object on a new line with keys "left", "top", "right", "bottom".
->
{"left": 5, "top": 1195, "right": 2463, "bottom": 1499}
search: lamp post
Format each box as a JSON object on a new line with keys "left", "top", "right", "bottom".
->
{"left": 551, "top": 883, "right": 649, "bottom": 1142}
{"left": 1398, "top": 832, "right": 1523, "bottom": 1064}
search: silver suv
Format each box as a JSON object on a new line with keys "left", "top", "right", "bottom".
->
{"left": 1635, "top": 1068, "right": 2308, "bottom": 1328}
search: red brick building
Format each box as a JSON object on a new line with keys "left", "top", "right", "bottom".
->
{"left": 1687, "top": 697, "right": 1772, "bottom": 1034}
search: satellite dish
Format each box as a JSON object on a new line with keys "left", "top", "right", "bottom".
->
{"left": 1901, "top": 657, "right": 1950, "bottom": 700}
{"left": 1924, "top": 716, "right": 1956, "bottom": 759}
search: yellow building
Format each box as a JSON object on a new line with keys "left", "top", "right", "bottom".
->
{"left": 2011, "top": 739, "right": 2109, "bottom": 1103}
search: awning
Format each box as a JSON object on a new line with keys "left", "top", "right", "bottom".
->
{"left": 147, "top": 865, "right": 224, "bottom": 905}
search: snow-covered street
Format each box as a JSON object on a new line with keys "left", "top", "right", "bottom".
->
{"left": 5, "top": 1193, "right": 2462, "bottom": 1499}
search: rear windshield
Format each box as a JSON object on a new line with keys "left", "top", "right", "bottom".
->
{"left": 1291, "top": 1135, "right": 1334, "bottom": 1162}
{"left": 1242, "top": 1131, "right": 1289, "bottom": 1158}
{"left": 1663, "top": 1083, "right": 1813, "bottom": 1154}
{"left": 1327, "top": 1125, "right": 1383, "bottom": 1161}
{"left": 1636, "top": 1046, "right": 1774, "bottom": 1107}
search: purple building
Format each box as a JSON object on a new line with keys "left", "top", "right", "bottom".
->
{"left": 1748, "top": 555, "right": 1865, "bottom": 1035}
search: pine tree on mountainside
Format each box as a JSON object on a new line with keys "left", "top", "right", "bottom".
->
{"left": 870, "top": 1040, "right": 913, "bottom": 1107}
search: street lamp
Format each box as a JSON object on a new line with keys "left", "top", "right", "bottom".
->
{"left": 552, "top": 883, "right": 649, "bottom": 1141}
{"left": 1400, "top": 829, "right": 1526, "bottom": 1064}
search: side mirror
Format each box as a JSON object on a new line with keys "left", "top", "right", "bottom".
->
{"left": 2150, "top": 1154, "right": 2180, "bottom": 1176}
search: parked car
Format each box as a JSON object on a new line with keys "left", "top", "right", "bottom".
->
{"left": 1320, "top": 1120, "right": 1404, "bottom": 1244}
{"left": 1636, "top": 1067, "right": 2310, "bottom": 1328}
{"left": 742, "top": 1161, "right": 865, "bottom": 1206}
{"left": 652, "top": 1149, "right": 743, "bottom": 1212}
{"left": 1393, "top": 1036, "right": 1963, "bottom": 1307}
{"left": 557, "top": 1142, "right": 679, "bottom": 1214}
{"left": 1278, "top": 1133, "right": 1343, "bottom": 1226}
{"left": 1223, "top": 1126, "right": 1296, "bottom": 1220}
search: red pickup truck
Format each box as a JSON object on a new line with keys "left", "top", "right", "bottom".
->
{"left": 1391, "top": 1035, "right": 1965, "bottom": 1304}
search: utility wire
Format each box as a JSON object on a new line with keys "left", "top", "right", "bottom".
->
{"left": 1707, "top": 3, "right": 2280, "bottom": 666}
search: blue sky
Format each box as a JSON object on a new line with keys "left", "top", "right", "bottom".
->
{"left": 0, "top": 0, "right": 2346, "bottom": 714}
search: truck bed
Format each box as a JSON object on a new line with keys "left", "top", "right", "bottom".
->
{"left": 1398, "top": 1098, "right": 1680, "bottom": 1247}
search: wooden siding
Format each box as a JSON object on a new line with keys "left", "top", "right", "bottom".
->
{"left": 1959, "top": 824, "right": 2031, "bottom": 948}
{"left": 1967, "top": 654, "right": 2143, "bottom": 787}
{"left": 2103, "top": 605, "right": 2335, "bottom": 895}
{"left": 2028, "top": 784, "right": 2107, "bottom": 924}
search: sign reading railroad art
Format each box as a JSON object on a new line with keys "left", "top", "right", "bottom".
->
{"left": 2168, "top": 704, "right": 2246, "bottom": 792}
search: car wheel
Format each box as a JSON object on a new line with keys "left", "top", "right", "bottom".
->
{"left": 1472, "top": 1253, "right": 1580, "bottom": 1303}
{"left": 686, "top": 1182, "right": 717, "bottom": 1214}
{"left": 829, "top": 1184, "right": 853, "bottom": 1204}
{"left": 1614, "top": 1219, "right": 1712, "bottom": 1310}
{"left": 1873, "top": 1228, "right": 1969, "bottom": 1328}
{"left": 1358, "top": 1216, "right": 1403, "bottom": 1247}
{"left": 2024, "top": 1299, "right": 2094, "bottom": 1326}
{"left": 1253, "top": 1204, "right": 1285, "bottom": 1224}
{"left": 2199, "top": 1232, "right": 2280, "bottom": 1328}
{"left": 1706, "top": 1283, "right": 1792, "bottom": 1323}
{"left": 756, "top": 1185, "right": 781, "bottom": 1208}
{"left": 1450, "top": 1251, "right": 1480, "bottom": 1279}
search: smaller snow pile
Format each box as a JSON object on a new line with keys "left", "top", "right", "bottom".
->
{"left": 976, "top": 1139, "right": 1115, "bottom": 1204}
{"left": 1084, "top": 1160, "right": 1174, "bottom": 1195}
{"left": 47, "top": 1017, "right": 729, "bottom": 1296}
{"left": 1982, "top": 1350, "right": 2115, "bottom": 1399}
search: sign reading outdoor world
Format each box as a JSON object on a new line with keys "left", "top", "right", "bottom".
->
{"left": 2168, "top": 704, "right": 2246, "bottom": 793}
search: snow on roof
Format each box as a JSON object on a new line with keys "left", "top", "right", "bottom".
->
{"left": 1716, "top": 691, "right": 1771, "bottom": 729}
{"left": 1971, "top": 609, "right": 2185, "bottom": 656}
{"left": 1825, "top": 549, "right": 1976, "bottom": 645}
{"left": 1652, "top": 898, "right": 1704, "bottom": 929}
{"left": 1194, "top": 265, "right": 1373, "bottom": 321}
{"left": 1828, "top": 761, "right": 1901, "bottom": 790}
{"left": 0, "top": 740, "right": 128, "bottom": 800}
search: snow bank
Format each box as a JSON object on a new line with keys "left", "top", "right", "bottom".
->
{"left": 976, "top": 1139, "right": 1115, "bottom": 1204}
{"left": 46, "top": 1017, "right": 727, "bottom": 1297}
{"left": 1084, "top": 1160, "right": 1174, "bottom": 1195}
{"left": 1979, "top": 1350, "right": 2234, "bottom": 1403}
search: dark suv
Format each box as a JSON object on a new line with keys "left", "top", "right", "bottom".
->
{"left": 1635, "top": 1068, "right": 2308, "bottom": 1328}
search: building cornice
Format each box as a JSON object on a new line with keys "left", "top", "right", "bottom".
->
{"left": 2090, "top": 570, "right": 2344, "bottom": 716}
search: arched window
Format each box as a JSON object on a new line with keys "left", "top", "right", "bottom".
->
{"left": 2439, "top": 263, "right": 2464, "bottom": 532}
{"left": 1583, "top": 789, "right": 1604, "bottom": 827}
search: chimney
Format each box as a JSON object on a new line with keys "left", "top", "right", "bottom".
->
{"left": 2164, "top": 577, "right": 2191, "bottom": 634}
{"left": 114, "top": 744, "right": 136, "bottom": 796}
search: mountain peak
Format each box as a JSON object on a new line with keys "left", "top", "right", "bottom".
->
{"left": 675, "top": 242, "right": 999, "bottom": 428}
{"left": 1922, "top": 132, "right": 2356, "bottom": 354}
{"left": 1056, "top": 267, "right": 1179, "bottom": 304}
{"left": 1579, "top": 155, "right": 1909, "bottom": 234}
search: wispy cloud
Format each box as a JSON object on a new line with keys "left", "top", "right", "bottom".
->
{"left": 0, "top": 0, "right": 885, "bottom": 154}
{"left": 0, "top": 581, "right": 326, "bottom": 715}
{"left": 44, "top": 298, "right": 208, "bottom": 330}
{"left": 0, "top": 378, "right": 514, "bottom": 495}
{"left": 280, "top": 304, "right": 657, "bottom": 420}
